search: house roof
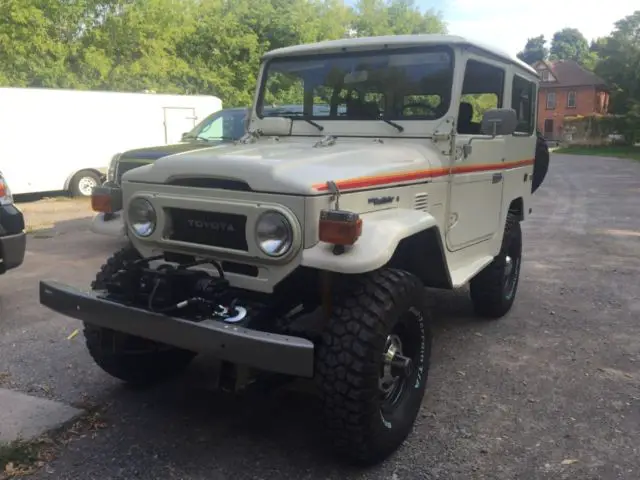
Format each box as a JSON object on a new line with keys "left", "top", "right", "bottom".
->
{"left": 534, "top": 59, "right": 607, "bottom": 89}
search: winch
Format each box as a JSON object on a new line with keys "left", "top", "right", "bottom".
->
{"left": 99, "top": 256, "right": 249, "bottom": 324}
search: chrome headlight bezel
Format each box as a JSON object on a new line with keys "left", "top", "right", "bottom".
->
{"left": 255, "top": 210, "right": 294, "bottom": 257}
{"left": 128, "top": 197, "right": 156, "bottom": 237}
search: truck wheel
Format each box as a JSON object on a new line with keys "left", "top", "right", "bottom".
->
{"left": 469, "top": 213, "right": 522, "bottom": 318}
{"left": 70, "top": 170, "right": 101, "bottom": 197}
{"left": 84, "top": 246, "right": 196, "bottom": 385}
{"left": 315, "top": 268, "right": 432, "bottom": 465}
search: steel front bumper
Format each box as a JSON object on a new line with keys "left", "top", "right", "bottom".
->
{"left": 39, "top": 280, "right": 315, "bottom": 378}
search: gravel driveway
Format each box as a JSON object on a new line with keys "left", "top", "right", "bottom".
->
{"left": 1, "top": 154, "right": 639, "bottom": 479}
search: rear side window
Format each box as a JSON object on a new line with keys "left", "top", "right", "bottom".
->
{"left": 512, "top": 75, "right": 536, "bottom": 135}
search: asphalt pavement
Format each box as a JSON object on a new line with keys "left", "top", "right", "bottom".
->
{"left": 0, "top": 154, "right": 639, "bottom": 479}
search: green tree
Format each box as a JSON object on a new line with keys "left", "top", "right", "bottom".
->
{"left": 0, "top": 0, "right": 450, "bottom": 107}
{"left": 594, "top": 11, "right": 640, "bottom": 143}
{"left": 549, "top": 28, "right": 590, "bottom": 65}
{"left": 351, "top": 0, "right": 446, "bottom": 37}
{"left": 517, "top": 35, "right": 548, "bottom": 65}
{"left": 76, "top": 0, "right": 195, "bottom": 92}
{"left": 0, "top": 0, "right": 107, "bottom": 88}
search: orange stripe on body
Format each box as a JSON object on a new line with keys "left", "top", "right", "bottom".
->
{"left": 312, "top": 158, "right": 534, "bottom": 192}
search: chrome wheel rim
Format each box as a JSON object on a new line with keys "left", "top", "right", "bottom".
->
{"left": 78, "top": 177, "right": 97, "bottom": 196}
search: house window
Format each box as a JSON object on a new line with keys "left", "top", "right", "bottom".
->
{"left": 511, "top": 75, "right": 536, "bottom": 135}
{"left": 546, "top": 92, "right": 556, "bottom": 110}
{"left": 567, "top": 91, "right": 576, "bottom": 108}
{"left": 541, "top": 70, "right": 551, "bottom": 82}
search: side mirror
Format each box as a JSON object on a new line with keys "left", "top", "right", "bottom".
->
{"left": 180, "top": 132, "right": 189, "bottom": 141}
{"left": 480, "top": 108, "right": 517, "bottom": 136}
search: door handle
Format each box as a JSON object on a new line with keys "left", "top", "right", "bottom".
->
{"left": 492, "top": 173, "right": 503, "bottom": 184}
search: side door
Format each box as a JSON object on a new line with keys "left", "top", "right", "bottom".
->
{"left": 446, "top": 57, "right": 507, "bottom": 251}
{"left": 163, "top": 107, "right": 197, "bottom": 144}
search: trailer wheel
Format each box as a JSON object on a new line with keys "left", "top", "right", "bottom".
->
{"left": 70, "top": 170, "right": 101, "bottom": 197}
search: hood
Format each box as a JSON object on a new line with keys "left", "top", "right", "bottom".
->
{"left": 120, "top": 140, "right": 231, "bottom": 161}
{"left": 124, "top": 138, "right": 445, "bottom": 195}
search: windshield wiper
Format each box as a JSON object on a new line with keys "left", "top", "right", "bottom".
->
{"left": 184, "top": 135, "right": 237, "bottom": 142}
{"left": 381, "top": 118, "right": 404, "bottom": 133}
{"left": 278, "top": 114, "right": 324, "bottom": 132}
{"left": 349, "top": 112, "right": 404, "bottom": 133}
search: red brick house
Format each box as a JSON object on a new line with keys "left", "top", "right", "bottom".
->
{"left": 532, "top": 60, "right": 610, "bottom": 141}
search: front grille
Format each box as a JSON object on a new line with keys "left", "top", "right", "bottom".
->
{"left": 166, "top": 208, "right": 248, "bottom": 251}
{"left": 116, "top": 161, "right": 148, "bottom": 183}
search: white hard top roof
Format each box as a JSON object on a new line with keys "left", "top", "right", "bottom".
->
{"left": 262, "top": 34, "right": 537, "bottom": 76}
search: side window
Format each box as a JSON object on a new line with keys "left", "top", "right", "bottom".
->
{"left": 511, "top": 75, "right": 536, "bottom": 135}
{"left": 458, "top": 59, "right": 505, "bottom": 134}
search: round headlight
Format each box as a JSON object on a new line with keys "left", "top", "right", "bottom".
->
{"left": 255, "top": 211, "right": 293, "bottom": 257}
{"left": 128, "top": 198, "right": 156, "bottom": 237}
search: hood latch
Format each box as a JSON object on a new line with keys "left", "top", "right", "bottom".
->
{"left": 236, "top": 128, "right": 262, "bottom": 145}
{"left": 326, "top": 180, "right": 341, "bottom": 210}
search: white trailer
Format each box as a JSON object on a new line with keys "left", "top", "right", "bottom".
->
{"left": 0, "top": 87, "right": 222, "bottom": 196}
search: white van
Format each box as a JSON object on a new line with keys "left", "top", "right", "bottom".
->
{"left": 0, "top": 87, "right": 221, "bottom": 197}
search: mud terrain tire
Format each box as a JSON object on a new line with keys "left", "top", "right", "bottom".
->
{"left": 84, "top": 246, "right": 196, "bottom": 385}
{"left": 469, "top": 213, "right": 522, "bottom": 318}
{"left": 315, "top": 268, "right": 432, "bottom": 466}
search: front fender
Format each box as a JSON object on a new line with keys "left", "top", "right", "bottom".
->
{"left": 301, "top": 208, "right": 438, "bottom": 274}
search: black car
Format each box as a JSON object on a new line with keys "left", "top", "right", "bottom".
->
{"left": 0, "top": 172, "right": 26, "bottom": 275}
{"left": 107, "top": 107, "right": 250, "bottom": 186}
{"left": 90, "top": 106, "right": 252, "bottom": 236}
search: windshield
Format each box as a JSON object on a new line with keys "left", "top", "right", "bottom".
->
{"left": 185, "top": 109, "right": 248, "bottom": 141}
{"left": 257, "top": 46, "right": 454, "bottom": 122}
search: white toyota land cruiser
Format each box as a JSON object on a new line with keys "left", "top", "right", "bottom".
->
{"left": 40, "top": 34, "right": 549, "bottom": 465}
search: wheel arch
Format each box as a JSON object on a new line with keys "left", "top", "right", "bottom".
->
{"left": 300, "top": 209, "right": 453, "bottom": 290}
{"left": 385, "top": 227, "right": 453, "bottom": 289}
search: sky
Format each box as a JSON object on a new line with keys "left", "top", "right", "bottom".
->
{"left": 416, "top": 0, "right": 638, "bottom": 57}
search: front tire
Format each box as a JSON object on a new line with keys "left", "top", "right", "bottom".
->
{"left": 469, "top": 214, "right": 522, "bottom": 318}
{"left": 315, "top": 268, "right": 432, "bottom": 466}
{"left": 84, "top": 246, "right": 196, "bottom": 385}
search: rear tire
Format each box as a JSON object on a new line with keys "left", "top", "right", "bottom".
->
{"left": 532, "top": 132, "right": 549, "bottom": 193}
{"left": 315, "top": 268, "right": 432, "bottom": 466}
{"left": 85, "top": 246, "right": 196, "bottom": 385}
{"left": 469, "top": 213, "right": 522, "bottom": 318}
{"left": 70, "top": 170, "right": 101, "bottom": 197}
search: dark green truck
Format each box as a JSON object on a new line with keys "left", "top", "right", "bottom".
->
{"left": 90, "top": 107, "right": 249, "bottom": 237}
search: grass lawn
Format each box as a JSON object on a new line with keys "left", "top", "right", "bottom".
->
{"left": 554, "top": 145, "right": 640, "bottom": 161}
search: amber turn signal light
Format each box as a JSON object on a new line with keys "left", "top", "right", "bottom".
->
{"left": 318, "top": 209, "right": 362, "bottom": 246}
{"left": 91, "top": 185, "right": 123, "bottom": 213}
